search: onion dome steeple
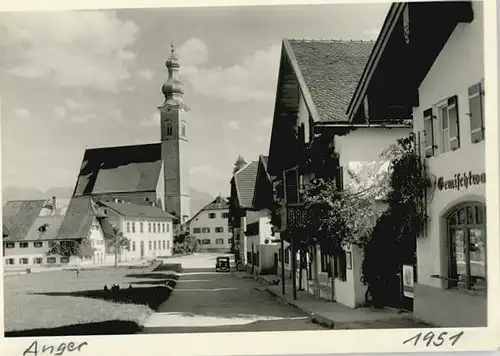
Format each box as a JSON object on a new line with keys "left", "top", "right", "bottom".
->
{"left": 162, "top": 44, "right": 184, "bottom": 103}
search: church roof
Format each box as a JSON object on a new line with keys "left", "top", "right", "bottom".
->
{"left": 98, "top": 201, "right": 175, "bottom": 220}
{"left": 73, "top": 143, "right": 162, "bottom": 196}
{"left": 286, "top": 39, "right": 374, "bottom": 122}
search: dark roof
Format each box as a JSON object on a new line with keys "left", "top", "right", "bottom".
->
{"left": 3, "top": 200, "right": 47, "bottom": 241}
{"left": 203, "top": 196, "right": 229, "bottom": 211}
{"left": 56, "top": 196, "right": 104, "bottom": 240}
{"left": 73, "top": 143, "right": 162, "bottom": 196}
{"left": 24, "top": 215, "right": 66, "bottom": 241}
{"left": 234, "top": 161, "right": 259, "bottom": 209}
{"left": 287, "top": 39, "right": 374, "bottom": 122}
{"left": 98, "top": 201, "right": 175, "bottom": 220}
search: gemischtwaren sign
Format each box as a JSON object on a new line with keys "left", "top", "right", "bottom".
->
{"left": 437, "top": 171, "right": 486, "bottom": 191}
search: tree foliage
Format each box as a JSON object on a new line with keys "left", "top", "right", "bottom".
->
{"left": 47, "top": 239, "right": 95, "bottom": 258}
{"left": 173, "top": 233, "right": 199, "bottom": 254}
{"left": 232, "top": 155, "right": 247, "bottom": 174}
{"left": 105, "top": 226, "right": 130, "bottom": 253}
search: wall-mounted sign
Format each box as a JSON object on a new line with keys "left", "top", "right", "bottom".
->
{"left": 402, "top": 264, "right": 415, "bottom": 299}
{"left": 437, "top": 171, "right": 486, "bottom": 191}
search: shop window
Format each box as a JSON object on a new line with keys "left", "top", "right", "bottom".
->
{"left": 468, "top": 80, "right": 485, "bottom": 143}
{"left": 438, "top": 95, "right": 460, "bottom": 153}
{"left": 447, "top": 203, "right": 486, "bottom": 292}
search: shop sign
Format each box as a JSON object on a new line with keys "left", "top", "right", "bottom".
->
{"left": 402, "top": 264, "right": 415, "bottom": 299}
{"left": 437, "top": 171, "right": 486, "bottom": 192}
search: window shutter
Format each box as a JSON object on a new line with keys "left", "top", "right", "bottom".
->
{"left": 448, "top": 95, "right": 460, "bottom": 150}
{"left": 423, "top": 108, "right": 435, "bottom": 157}
{"left": 468, "top": 82, "right": 485, "bottom": 143}
{"left": 335, "top": 166, "right": 344, "bottom": 191}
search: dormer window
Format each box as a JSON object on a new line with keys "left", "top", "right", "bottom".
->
{"left": 38, "top": 223, "right": 49, "bottom": 232}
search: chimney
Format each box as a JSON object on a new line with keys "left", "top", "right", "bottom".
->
{"left": 52, "top": 196, "right": 57, "bottom": 215}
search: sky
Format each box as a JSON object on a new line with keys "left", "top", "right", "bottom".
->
{"left": 0, "top": 3, "right": 390, "bottom": 197}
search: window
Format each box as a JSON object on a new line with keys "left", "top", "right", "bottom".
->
{"left": 140, "top": 222, "right": 144, "bottom": 233}
{"left": 19, "top": 242, "right": 29, "bottom": 248}
{"left": 166, "top": 223, "right": 170, "bottom": 233}
{"left": 126, "top": 222, "right": 130, "bottom": 233}
{"left": 278, "top": 249, "right": 282, "bottom": 262}
{"left": 6, "top": 258, "right": 15, "bottom": 265}
{"left": 33, "top": 258, "right": 43, "bottom": 264}
{"left": 448, "top": 203, "right": 486, "bottom": 292}
{"left": 162, "top": 240, "right": 166, "bottom": 249}
{"left": 215, "top": 227, "right": 224, "bottom": 233}
{"left": 468, "top": 80, "right": 485, "bottom": 143}
{"left": 19, "top": 258, "right": 29, "bottom": 265}
{"left": 208, "top": 213, "right": 216, "bottom": 219}
{"left": 166, "top": 123, "right": 173, "bottom": 136}
{"left": 47, "top": 257, "right": 56, "bottom": 264}
{"left": 438, "top": 96, "right": 460, "bottom": 153}
{"left": 222, "top": 212, "right": 229, "bottom": 219}
{"left": 60, "top": 257, "right": 69, "bottom": 263}
{"left": 5, "top": 242, "right": 14, "bottom": 248}
{"left": 162, "top": 223, "right": 165, "bottom": 233}
{"left": 228, "top": 239, "right": 231, "bottom": 245}
{"left": 247, "top": 252, "right": 252, "bottom": 264}
{"left": 320, "top": 250, "right": 332, "bottom": 278}
{"left": 154, "top": 241, "right": 157, "bottom": 250}
{"left": 202, "top": 239, "right": 211, "bottom": 245}
{"left": 181, "top": 122, "right": 186, "bottom": 137}
{"left": 157, "top": 223, "right": 161, "bottom": 233}
{"left": 131, "top": 222, "right": 136, "bottom": 233}
{"left": 202, "top": 227, "right": 210, "bottom": 233}
{"left": 148, "top": 222, "right": 151, "bottom": 233}
{"left": 284, "top": 249, "right": 290, "bottom": 264}
{"left": 34, "top": 241, "right": 43, "bottom": 248}
{"left": 148, "top": 241, "right": 152, "bottom": 251}
{"left": 215, "top": 239, "right": 224, "bottom": 244}
{"left": 197, "top": 239, "right": 201, "bottom": 245}
{"left": 158, "top": 240, "right": 161, "bottom": 249}
{"left": 167, "top": 241, "right": 170, "bottom": 249}
{"left": 132, "top": 241, "right": 136, "bottom": 252}
{"left": 193, "top": 228, "right": 201, "bottom": 233}
{"left": 335, "top": 166, "right": 344, "bottom": 191}
{"left": 284, "top": 168, "right": 300, "bottom": 205}
{"left": 153, "top": 223, "right": 156, "bottom": 233}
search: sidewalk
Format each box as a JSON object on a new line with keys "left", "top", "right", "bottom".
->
{"left": 233, "top": 271, "right": 432, "bottom": 329}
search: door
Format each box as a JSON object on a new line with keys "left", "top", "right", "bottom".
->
{"left": 273, "top": 253, "right": 278, "bottom": 275}
{"left": 140, "top": 241, "right": 145, "bottom": 258}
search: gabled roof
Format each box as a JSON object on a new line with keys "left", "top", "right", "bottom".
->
{"left": 285, "top": 39, "right": 375, "bottom": 122}
{"left": 3, "top": 200, "right": 47, "bottom": 241}
{"left": 56, "top": 196, "right": 105, "bottom": 240}
{"left": 73, "top": 143, "right": 162, "bottom": 196}
{"left": 24, "top": 215, "right": 66, "bottom": 242}
{"left": 233, "top": 161, "right": 259, "bottom": 209}
{"left": 186, "top": 195, "right": 228, "bottom": 224}
{"left": 252, "top": 155, "right": 273, "bottom": 210}
{"left": 98, "top": 201, "right": 175, "bottom": 220}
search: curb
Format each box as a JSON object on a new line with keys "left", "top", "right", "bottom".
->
{"left": 265, "top": 288, "right": 335, "bottom": 329}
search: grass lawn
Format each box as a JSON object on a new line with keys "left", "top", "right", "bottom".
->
{"left": 4, "top": 266, "right": 178, "bottom": 337}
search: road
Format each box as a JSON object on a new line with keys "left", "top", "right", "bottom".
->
{"left": 142, "top": 253, "right": 324, "bottom": 333}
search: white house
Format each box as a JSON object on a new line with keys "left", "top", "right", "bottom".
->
{"left": 187, "top": 196, "right": 231, "bottom": 252}
{"left": 345, "top": 1, "right": 483, "bottom": 326}
{"left": 3, "top": 197, "right": 108, "bottom": 268}
{"left": 98, "top": 199, "right": 175, "bottom": 261}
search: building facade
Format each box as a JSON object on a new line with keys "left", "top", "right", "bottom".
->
{"left": 99, "top": 200, "right": 175, "bottom": 261}
{"left": 188, "top": 196, "right": 231, "bottom": 252}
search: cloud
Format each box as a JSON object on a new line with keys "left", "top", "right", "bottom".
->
{"left": 136, "top": 68, "right": 155, "bottom": 80}
{"left": 1, "top": 11, "right": 140, "bottom": 93}
{"left": 54, "top": 106, "right": 66, "bottom": 118}
{"left": 176, "top": 38, "right": 209, "bottom": 67}
{"left": 14, "top": 108, "right": 30, "bottom": 118}
{"left": 177, "top": 38, "right": 281, "bottom": 103}
{"left": 363, "top": 27, "right": 380, "bottom": 40}
{"left": 228, "top": 120, "right": 240, "bottom": 131}
{"left": 141, "top": 112, "right": 160, "bottom": 127}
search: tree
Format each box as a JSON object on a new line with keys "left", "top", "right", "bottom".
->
{"left": 47, "top": 239, "right": 95, "bottom": 259}
{"left": 233, "top": 155, "right": 247, "bottom": 174}
{"left": 105, "top": 226, "right": 130, "bottom": 268}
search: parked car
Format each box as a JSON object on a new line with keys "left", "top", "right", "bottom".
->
{"left": 215, "top": 256, "right": 230, "bottom": 272}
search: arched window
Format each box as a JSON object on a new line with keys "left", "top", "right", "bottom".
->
{"left": 166, "top": 123, "right": 173, "bottom": 136}
{"left": 447, "top": 203, "right": 486, "bottom": 292}
{"left": 181, "top": 122, "right": 186, "bottom": 137}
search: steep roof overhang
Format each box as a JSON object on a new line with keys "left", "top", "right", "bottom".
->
{"left": 346, "top": 1, "right": 474, "bottom": 123}
{"left": 252, "top": 155, "right": 273, "bottom": 211}
{"left": 268, "top": 40, "right": 315, "bottom": 176}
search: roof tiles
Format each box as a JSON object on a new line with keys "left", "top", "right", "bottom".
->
{"left": 234, "top": 161, "right": 259, "bottom": 209}
{"left": 288, "top": 40, "right": 374, "bottom": 122}
{"left": 98, "top": 201, "right": 175, "bottom": 220}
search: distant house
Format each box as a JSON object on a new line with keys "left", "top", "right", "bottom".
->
{"left": 187, "top": 196, "right": 231, "bottom": 252}
{"left": 97, "top": 199, "right": 175, "bottom": 260}
{"left": 2, "top": 197, "right": 110, "bottom": 267}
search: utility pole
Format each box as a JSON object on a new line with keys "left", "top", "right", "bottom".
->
{"left": 281, "top": 235, "right": 286, "bottom": 295}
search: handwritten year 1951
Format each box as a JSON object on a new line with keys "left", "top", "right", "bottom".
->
{"left": 403, "top": 330, "right": 464, "bottom": 347}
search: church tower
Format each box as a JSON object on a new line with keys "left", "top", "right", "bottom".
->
{"left": 158, "top": 45, "right": 191, "bottom": 223}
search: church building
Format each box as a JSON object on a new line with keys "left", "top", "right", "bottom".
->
{"left": 72, "top": 46, "right": 191, "bottom": 223}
